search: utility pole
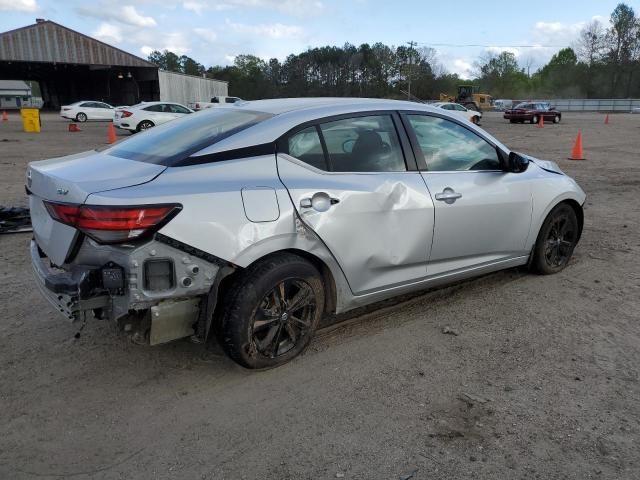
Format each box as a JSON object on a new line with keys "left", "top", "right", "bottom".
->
{"left": 407, "top": 40, "right": 417, "bottom": 100}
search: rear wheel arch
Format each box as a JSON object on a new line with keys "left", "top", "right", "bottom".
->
{"left": 217, "top": 250, "right": 327, "bottom": 368}
{"left": 208, "top": 249, "right": 337, "bottom": 342}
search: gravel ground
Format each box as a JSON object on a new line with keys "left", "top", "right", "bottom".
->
{"left": 0, "top": 111, "right": 639, "bottom": 479}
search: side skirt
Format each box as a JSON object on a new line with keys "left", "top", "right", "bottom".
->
{"left": 339, "top": 255, "right": 529, "bottom": 312}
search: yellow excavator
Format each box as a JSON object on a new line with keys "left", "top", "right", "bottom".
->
{"left": 440, "top": 85, "right": 493, "bottom": 112}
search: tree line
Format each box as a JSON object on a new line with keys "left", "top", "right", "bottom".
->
{"left": 148, "top": 3, "right": 640, "bottom": 100}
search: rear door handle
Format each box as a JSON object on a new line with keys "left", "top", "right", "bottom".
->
{"left": 435, "top": 188, "right": 462, "bottom": 204}
{"left": 300, "top": 192, "right": 339, "bottom": 212}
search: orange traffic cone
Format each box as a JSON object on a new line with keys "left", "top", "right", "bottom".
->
{"left": 537, "top": 114, "right": 544, "bottom": 128}
{"left": 568, "top": 131, "right": 585, "bottom": 160}
{"left": 107, "top": 122, "right": 117, "bottom": 144}
{"left": 1, "top": 111, "right": 8, "bottom": 121}
{"left": 604, "top": 114, "right": 609, "bottom": 124}
{"left": 68, "top": 123, "right": 81, "bottom": 132}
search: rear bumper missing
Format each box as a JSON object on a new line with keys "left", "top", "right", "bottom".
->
{"left": 30, "top": 240, "right": 109, "bottom": 321}
{"left": 30, "top": 236, "right": 227, "bottom": 343}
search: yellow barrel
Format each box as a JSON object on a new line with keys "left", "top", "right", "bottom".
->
{"left": 20, "top": 108, "right": 41, "bottom": 133}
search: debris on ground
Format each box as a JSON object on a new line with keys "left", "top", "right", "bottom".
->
{"left": 457, "top": 392, "right": 492, "bottom": 407}
{"left": 0, "top": 207, "right": 31, "bottom": 234}
{"left": 441, "top": 326, "right": 459, "bottom": 336}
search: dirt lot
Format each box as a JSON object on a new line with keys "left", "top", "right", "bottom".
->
{"left": 1, "top": 111, "right": 639, "bottom": 479}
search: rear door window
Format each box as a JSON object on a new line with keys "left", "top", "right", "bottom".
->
{"left": 286, "top": 127, "right": 327, "bottom": 170}
{"left": 319, "top": 115, "right": 406, "bottom": 172}
{"left": 143, "top": 104, "right": 164, "bottom": 112}
{"left": 169, "top": 104, "right": 191, "bottom": 114}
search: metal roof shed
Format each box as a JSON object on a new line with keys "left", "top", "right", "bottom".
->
{"left": 0, "top": 20, "right": 160, "bottom": 108}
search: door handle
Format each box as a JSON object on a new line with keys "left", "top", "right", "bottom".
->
{"left": 300, "top": 192, "right": 339, "bottom": 212}
{"left": 435, "top": 188, "right": 462, "bottom": 204}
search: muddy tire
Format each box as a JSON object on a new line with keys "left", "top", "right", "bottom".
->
{"left": 531, "top": 203, "right": 579, "bottom": 275}
{"left": 220, "top": 253, "right": 325, "bottom": 369}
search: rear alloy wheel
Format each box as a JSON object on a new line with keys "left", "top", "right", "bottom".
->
{"left": 220, "top": 253, "right": 325, "bottom": 369}
{"left": 137, "top": 120, "right": 154, "bottom": 131}
{"left": 531, "top": 115, "right": 539, "bottom": 125}
{"left": 76, "top": 112, "right": 87, "bottom": 123}
{"left": 531, "top": 203, "right": 579, "bottom": 274}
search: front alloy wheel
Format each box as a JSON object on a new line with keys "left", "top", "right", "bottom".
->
{"left": 220, "top": 253, "right": 325, "bottom": 369}
{"left": 532, "top": 203, "right": 579, "bottom": 274}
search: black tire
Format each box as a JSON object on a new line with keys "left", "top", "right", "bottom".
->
{"left": 471, "top": 115, "right": 480, "bottom": 125}
{"left": 531, "top": 203, "right": 579, "bottom": 275}
{"left": 76, "top": 112, "right": 87, "bottom": 123}
{"left": 554, "top": 115, "right": 561, "bottom": 124}
{"left": 137, "top": 120, "right": 154, "bottom": 131}
{"left": 509, "top": 119, "right": 517, "bottom": 124}
{"left": 220, "top": 253, "right": 325, "bottom": 369}
{"left": 531, "top": 115, "right": 539, "bottom": 125}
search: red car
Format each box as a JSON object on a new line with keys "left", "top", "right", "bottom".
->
{"left": 504, "top": 102, "right": 562, "bottom": 124}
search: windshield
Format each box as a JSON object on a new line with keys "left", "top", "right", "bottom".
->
{"left": 106, "top": 109, "right": 273, "bottom": 166}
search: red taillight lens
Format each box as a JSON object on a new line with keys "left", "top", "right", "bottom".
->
{"left": 121, "top": 110, "right": 133, "bottom": 118}
{"left": 44, "top": 202, "right": 181, "bottom": 244}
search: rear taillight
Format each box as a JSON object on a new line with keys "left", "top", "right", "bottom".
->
{"left": 121, "top": 110, "right": 133, "bottom": 118}
{"left": 62, "top": 107, "right": 71, "bottom": 111}
{"left": 44, "top": 202, "right": 181, "bottom": 244}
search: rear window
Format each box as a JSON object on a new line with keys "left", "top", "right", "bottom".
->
{"left": 105, "top": 109, "right": 273, "bottom": 166}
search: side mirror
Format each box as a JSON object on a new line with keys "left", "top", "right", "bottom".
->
{"left": 508, "top": 151, "right": 530, "bottom": 173}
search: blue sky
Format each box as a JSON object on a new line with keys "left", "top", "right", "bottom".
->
{"left": 0, "top": 0, "right": 631, "bottom": 78}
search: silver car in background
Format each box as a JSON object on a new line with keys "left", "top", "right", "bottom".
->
{"left": 27, "top": 98, "right": 586, "bottom": 368}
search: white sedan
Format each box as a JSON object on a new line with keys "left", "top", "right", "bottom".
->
{"left": 113, "top": 101, "right": 194, "bottom": 133}
{"left": 432, "top": 102, "right": 482, "bottom": 124}
{"left": 60, "top": 101, "right": 116, "bottom": 122}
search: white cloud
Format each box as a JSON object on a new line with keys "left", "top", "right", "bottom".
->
{"left": 180, "top": 0, "right": 322, "bottom": 16}
{"left": 0, "top": 0, "right": 37, "bottom": 12}
{"left": 183, "top": 1, "right": 205, "bottom": 14}
{"left": 139, "top": 31, "right": 190, "bottom": 56}
{"left": 225, "top": 20, "right": 303, "bottom": 39}
{"left": 93, "top": 23, "right": 123, "bottom": 43}
{"left": 193, "top": 27, "right": 217, "bottom": 42}
{"left": 531, "top": 20, "right": 585, "bottom": 47}
{"left": 486, "top": 46, "right": 521, "bottom": 57}
{"left": 121, "top": 5, "right": 157, "bottom": 27}
{"left": 451, "top": 58, "right": 473, "bottom": 79}
{"left": 76, "top": 4, "right": 156, "bottom": 28}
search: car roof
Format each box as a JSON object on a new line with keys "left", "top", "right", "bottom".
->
{"left": 228, "top": 97, "right": 438, "bottom": 115}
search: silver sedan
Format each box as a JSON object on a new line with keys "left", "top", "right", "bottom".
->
{"left": 27, "top": 98, "right": 585, "bottom": 368}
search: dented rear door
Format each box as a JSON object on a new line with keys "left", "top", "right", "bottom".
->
{"left": 277, "top": 113, "right": 434, "bottom": 295}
